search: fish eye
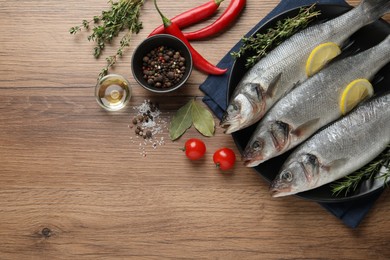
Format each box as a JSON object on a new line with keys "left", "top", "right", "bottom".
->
{"left": 231, "top": 103, "right": 240, "bottom": 111}
{"left": 281, "top": 171, "right": 293, "bottom": 182}
{"left": 251, "top": 140, "right": 263, "bottom": 151}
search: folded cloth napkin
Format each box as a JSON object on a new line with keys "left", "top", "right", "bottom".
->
{"left": 200, "top": 0, "right": 383, "bottom": 228}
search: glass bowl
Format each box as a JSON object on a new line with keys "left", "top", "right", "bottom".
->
{"left": 95, "top": 74, "right": 131, "bottom": 111}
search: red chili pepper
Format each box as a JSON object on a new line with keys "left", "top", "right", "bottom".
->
{"left": 149, "top": 0, "right": 225, "bottom": 37}
{"left": 183, "top": 0, "right": 246, "bottom": 40}
{"left": 154, "top": 0, "right": 227, "bottom": 75}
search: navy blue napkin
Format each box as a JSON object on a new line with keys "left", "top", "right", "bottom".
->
{"left": 200, "top": 0, "right": 383, "bottom": 228}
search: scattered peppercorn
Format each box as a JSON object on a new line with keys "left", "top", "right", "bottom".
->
{"left": 145, "top": 130, "right": 152, "bottom": 138}
{"left": 142, "top": 46, "right": 186, "bottom": 88}
{"left": 131, "top": 101, "right": 162, "bottom": 139}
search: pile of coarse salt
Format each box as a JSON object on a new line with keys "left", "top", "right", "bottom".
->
{"left": 129, "top": 100, "right": 169, "bottom": 157}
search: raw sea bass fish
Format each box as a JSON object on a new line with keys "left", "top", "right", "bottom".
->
{"left": 220, "top": 0, "right": 390, "bottom": 134}
{"left": 242, "top": 35, "right": 390, "bottom": 167}
{"left": 269, "top": 93, "right": 390, "bottom": 197}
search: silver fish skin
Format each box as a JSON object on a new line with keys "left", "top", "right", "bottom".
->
{"left": 269, "top": 93, "right": 390, "bottom": 198}
{"left": 242, "top": 34, "right": 390, "bottom": 167}
{"left": 220, "top": 0, "right": 390, "bottom": 134}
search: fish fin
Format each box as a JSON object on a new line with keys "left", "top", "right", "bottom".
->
{"left": 322, "top": 158, "right": 349, "bottom": 172}
{"left": 266, "top": 73, "right": 282, "bottom": 98}
{"left": 360, "top": 0, "right": 390, "bottom": 23}
{"left": 291, "top": 118, "right": 320, "bottom": 137}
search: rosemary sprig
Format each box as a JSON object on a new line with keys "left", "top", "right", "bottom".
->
{"left": 231, "top": 4, "right": 320, "bottom": 68}
{"left": 70, "top": 0, "right": 145, "bottom": 80}
{"left": 331, "top": 145, "right": 390, "bottom": 197}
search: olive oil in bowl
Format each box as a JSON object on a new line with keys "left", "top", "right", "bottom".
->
{"left": 95, "top": 74, "right": 131, "bottom": 111}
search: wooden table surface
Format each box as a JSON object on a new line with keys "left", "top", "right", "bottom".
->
{"left": 1, "top": 0, "right": 389, "bottom": 259}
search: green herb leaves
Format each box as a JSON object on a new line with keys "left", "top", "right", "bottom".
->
{"left": 331, "top": 145, "right": 390, "bottom": 196}
{"left": 169, "top": 101, "right": 193, "bottom": 141}
{"left": 70, "top": 0, "right": 145, "bottom": 80}
{"left": 191, "top": 101, "right": 215, "bottom": 137}
{"left": 169, "top": 99, "right": 215, "bottom": 140}
{"left": 231, "top": 4, "right": 320, "bottom": 68}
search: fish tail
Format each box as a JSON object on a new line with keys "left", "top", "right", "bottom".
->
{"left": 372, "top": 34, "right": 390, "bottom": 55}
{"left": 378, "top": 34, "right": 390, "bottom": 56}
{"left": 359, "top": 0, "right": 390, "bottom": 22}
{"left": 380, "top": 34, "right": 390, "bottom": 47}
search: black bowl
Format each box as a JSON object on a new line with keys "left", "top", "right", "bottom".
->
{"left": 131, "top": 34, "right": 193, "bottom": 93}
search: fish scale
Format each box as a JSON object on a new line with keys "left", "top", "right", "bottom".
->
{"left": 221, "top": 0, "right": 390, "bottom": 134}
{"left": 270, "top": 93, "right": 390, "bottom": 197}
{"left": 242, "top": 34, "right": 390, "bottom": 167}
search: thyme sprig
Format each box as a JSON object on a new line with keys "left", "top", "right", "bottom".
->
{"left": 231, "top": 4, "right": 320, "bottom": 68}
{"left": 70, "top": 0, "right": 145, "bottom": 79}
{"left": 331, "top": 145, "right": 390, "bottom": 196}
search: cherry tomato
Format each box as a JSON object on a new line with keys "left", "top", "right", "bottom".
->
{"left": 213, "top": 148, "right": 236, "bottom": 170}
{"left": 183, "top": 138, "right": 206, "bottom": 160}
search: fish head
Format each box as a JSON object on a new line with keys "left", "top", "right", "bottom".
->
{"left": 220, "top": 82, "right": 266, "bottom": 134}
{"left": 270, "top": 153, "right": 321, "bottom": 197}
{"left": 242, "top": 121, "right": 291, "bottom": 167}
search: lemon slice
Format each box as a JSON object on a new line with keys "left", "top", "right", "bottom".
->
{"left": 340, "top": 79, "right": 374, "bottom": 115}
{"left": 306, "top": 42, "right": 341, "bottom": 77}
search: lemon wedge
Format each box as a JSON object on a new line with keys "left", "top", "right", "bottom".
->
{"left": 340, "top": 79, "right": 374, "bottom": 115}
{"left": 306, "top": 42, "right": 341, "bottom": 77}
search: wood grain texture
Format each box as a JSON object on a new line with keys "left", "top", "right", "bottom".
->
{"left": 0, "top": 0, "right": 389, "bottom": 259}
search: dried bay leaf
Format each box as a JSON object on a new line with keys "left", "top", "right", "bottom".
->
{"left": 169, "top": 100, "right": 193, "bottom": 140}
{"left": 191, "top": 100, "right": 215, "bottom": 137}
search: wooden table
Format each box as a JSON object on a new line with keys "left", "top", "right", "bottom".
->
{"left": 1, "top": 0, "right": 389, "bottom": 259}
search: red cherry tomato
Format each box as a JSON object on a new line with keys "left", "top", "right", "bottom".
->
{"left": 184, "top": 138, "right": 206, "bottom": 160}
{"left": 213, "top": 148, "right": 236, "bottom": 170}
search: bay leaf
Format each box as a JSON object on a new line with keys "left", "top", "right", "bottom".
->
{"left": 191, "top": 100, "right": 215, "bottom": 137}
{"left": 169, "top": 100, "right": 193, "bottom": 140}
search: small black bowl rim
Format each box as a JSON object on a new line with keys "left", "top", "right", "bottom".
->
{"left": 131, "top": 34, "right": 193, "bottom": 93}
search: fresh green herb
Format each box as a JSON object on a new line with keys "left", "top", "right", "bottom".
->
{"left": 70, "top": 0, "right": 145, "bottom": 79}
{"left": 191, "top": 100, "right": 215, "bottom": 137}
{"left": 231, "top": 4, "right": 320, "bottom": 68}
{"left": 169, "top": 99, "right": 215, "bottom": 141}
{"left": 331, "top": 145, "right": 390, "bottom": 196}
